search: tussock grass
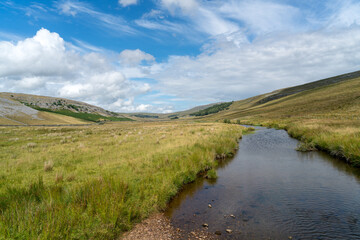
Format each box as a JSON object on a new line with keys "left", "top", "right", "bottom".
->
{"left": 0, "top": 121, "right": 243, "bottom": 239}
{"left": 44, "top": 161, "right": 54, "bottom": 172}
{"left": 296, "top": 141, "right": 317, "bottom": 152}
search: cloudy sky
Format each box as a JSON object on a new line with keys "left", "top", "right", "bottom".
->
{"left": 1, "top": 0, "right": 360, "bottom": 113}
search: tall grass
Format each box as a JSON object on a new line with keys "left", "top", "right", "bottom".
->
{"left": 0, "top": 122, "right": 243, "bottom": 239}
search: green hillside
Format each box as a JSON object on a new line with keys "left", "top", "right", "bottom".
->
{"left": 27, "top": 105, "right": 133, "bottom": 123}
{"left": 201, "top": 72, "right": 360, "bottom": 167}
{"left": 190, "top": 102, "right": 233, "bottom": 116}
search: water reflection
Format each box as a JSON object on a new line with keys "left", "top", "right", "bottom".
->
{"left": 165, "top": 127, "right": 360, "bottom": 239}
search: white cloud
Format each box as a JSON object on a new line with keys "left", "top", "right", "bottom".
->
{"left": 151, "top": 27, "right": 360, "bottom": 103}
{"left": 150, "top": 0, "right": 305, "bottom": 39}
{"left": 161, "top": 0, "right": 199, "bottom": 14}
{"left": 0, "top": 28, "right": 151, "bottom": 112}
{"left": 119, "top": 0, "right": 138, "bottom": 7}
{"left": 328, "top": 1, "right": 360, "bottom": 28}
{"left": 193, "top": 7, "right": 239, "bottom": 36}
{"left": 0, "top": 28, "right": 74, "bottom": 78}
{"left": 138, "top": 1, "right": 239, "bottom": 40}
{"left": 110, "top": 98, "right": 154, "bottom": 112}
{"left": 218, "top": 1, "right": 303, "bottom": 35}
{"left": 17, "top": 76, "right": 47, "bottom": 89}
{"left": 119, "top": 49, "right": 155, "bottom": 66}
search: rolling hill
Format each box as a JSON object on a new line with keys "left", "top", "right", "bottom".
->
{"left": 0, "top": 92, "right": 133, "bottom": 125}
{"left": 200, "top": 70, "right": 360, "bottom": 122}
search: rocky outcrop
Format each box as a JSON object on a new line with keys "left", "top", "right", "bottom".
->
{"left": 0, "top": 92, "right": 118, "bottom": 117}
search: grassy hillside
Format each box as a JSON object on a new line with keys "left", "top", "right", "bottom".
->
{"left": 190, "top": 101, "right": 233, "bottom": 116}
{"left": 203, "top": 74, "right": 360, "bottom": 167}
{"left": 0, "top": 122, "right": 245, "bottom": 239}
{"left": 257, "top": 70, "right": 360, "bottom": 104}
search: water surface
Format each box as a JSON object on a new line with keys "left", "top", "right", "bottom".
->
{"left": 165, "top": 127, "right": 360, "bottom": 239}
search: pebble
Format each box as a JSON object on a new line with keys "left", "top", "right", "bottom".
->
{"left": 208, "top": 204, "right": 212, "bottom": 208}
{"left": 230, "top": 214, "right": 236, "bottom": 218}
{"left": 215, "top": 231, "right": 222, "bottom": 235}
{"left": 202, "top": 223, "right": 209, "bottom": 228}
{"left": 226, "top": 229, "right": 233, "bottom": 233}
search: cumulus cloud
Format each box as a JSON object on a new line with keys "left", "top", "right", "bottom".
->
{"left": 119, "top": 49, "right": 155, "bottom": 66}
{"left": 119, "top": 0, "right": 138, "bottom": 7}
{"left": 0, "top": 28, "right": 151, "bottom": 112}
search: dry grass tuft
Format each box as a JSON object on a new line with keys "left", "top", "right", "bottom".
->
{"left": 55, "top": 172, "right": 63, "bottom": 183}
{"left": 26, "top": 142, "right": 37, "bottom": 148}
{"left": 44, "top": 161, "right": 54, "bottom": 172}
{"left": 66, "top": 174, "right": 76, "bottom": 182}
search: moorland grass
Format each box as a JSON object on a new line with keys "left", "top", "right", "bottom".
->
{"left": 0, "top": 122, "right": 243, "bottom": 239}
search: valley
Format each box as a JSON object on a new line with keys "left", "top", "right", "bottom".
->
{"left": 1, "top": 71, "right": 360, "bottom": 239}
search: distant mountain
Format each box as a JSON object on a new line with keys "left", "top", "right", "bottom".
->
{"left": 129, "top": 102, "right": 220, "bottom": 120}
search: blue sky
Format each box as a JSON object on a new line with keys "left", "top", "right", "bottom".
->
{"left": 1, "top": 0, "right": 360, "bottom": 113}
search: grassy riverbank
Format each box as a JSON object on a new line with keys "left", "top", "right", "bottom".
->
{"left": 240, "top": 118, "right": 360, "bottom": 167}
{"left": 205, "top": 76, "right": 360, "bottom": 167}
{"left": 0, "top": 122, "right": 243, "bottom": 239}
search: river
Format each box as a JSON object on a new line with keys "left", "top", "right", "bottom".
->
{"left": 165, "top": 127, "right": 360, "bottom": 239}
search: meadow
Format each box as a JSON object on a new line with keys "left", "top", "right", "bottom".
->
{"left": 0, "top": 121, "right": 244, "bottom": 239}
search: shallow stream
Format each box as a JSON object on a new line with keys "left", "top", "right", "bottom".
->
{"left": 165, "top": 127, "right": 360, "bottom": 239}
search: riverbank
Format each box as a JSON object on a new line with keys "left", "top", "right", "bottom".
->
{"left": 0, "top": 122, "right": 243, "bottom": 239}
{"left": 239, "top": 118, "right": 360, "bottom": 167}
